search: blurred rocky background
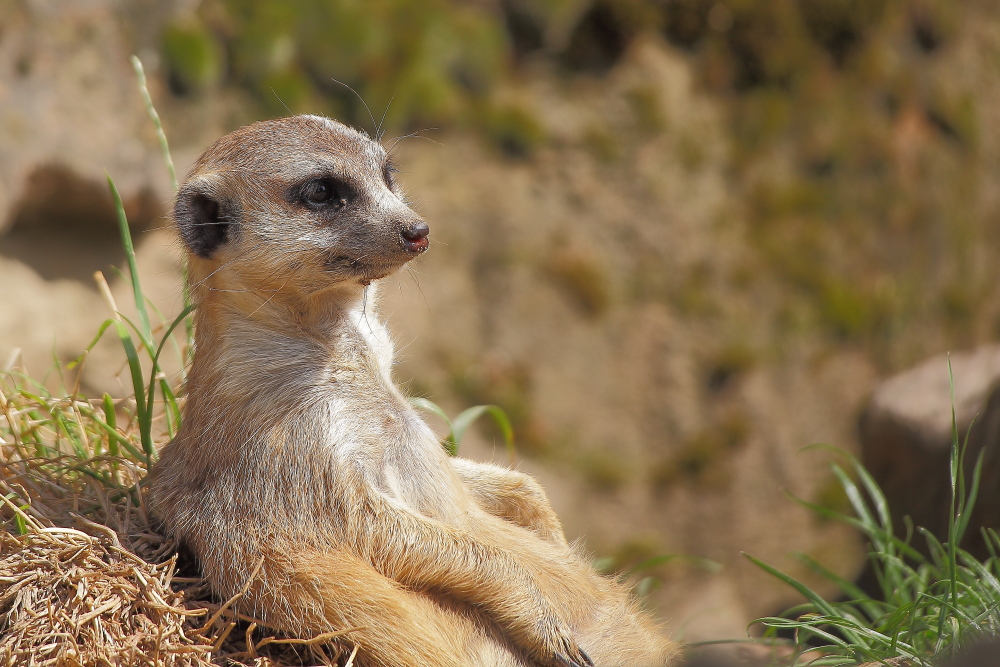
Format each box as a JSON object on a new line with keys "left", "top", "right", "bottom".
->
{"left": 3, "top": 0, "right": 1000, "bottom": 651}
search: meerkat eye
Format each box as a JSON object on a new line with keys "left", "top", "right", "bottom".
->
{"left": 302, "top": 178, "right": 340, "bottom": 206}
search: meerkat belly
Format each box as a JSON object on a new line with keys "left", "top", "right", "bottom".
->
{"left": 377, "top": 428, "right": 472, "bottom": 524}
{"left": 320, "top": 393, "right": 471, "bottom": 524}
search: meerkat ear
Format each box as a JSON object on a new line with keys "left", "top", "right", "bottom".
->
{"left": 173, "top": 181, "right": 236, "bottom": 259}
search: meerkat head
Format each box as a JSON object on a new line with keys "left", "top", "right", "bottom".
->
{"left": 173, "top": 114, "right": 428, "bottom": 298}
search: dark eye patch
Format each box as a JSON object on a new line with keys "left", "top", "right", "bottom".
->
{"left": 300, "top": 176, "right": 352, "bottom": 211}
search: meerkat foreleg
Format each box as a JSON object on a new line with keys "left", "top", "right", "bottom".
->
{"left": 345, "top": 487, "right": 595, "bottom": 667}
{"left": 450, "top": 458, "right": 568, "bottom": 547}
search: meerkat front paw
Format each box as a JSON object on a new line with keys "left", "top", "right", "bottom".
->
{"left": 517, "top": 615, "right": 594, "bottom": 667}
{"left": 553, "top": 637, "right": 595, "bottom": 667}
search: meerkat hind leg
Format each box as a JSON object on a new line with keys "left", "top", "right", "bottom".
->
{"left": 575, "top": 591, "right": 681, "bottom": 667}
{"left": 245, "top": 546, "right": 527, "bottom": 667}
{"left": 451, "top": 458, "right": 568, "bottom": 546}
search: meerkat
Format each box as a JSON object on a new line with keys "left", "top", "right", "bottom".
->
{"left": 150, "top": 114, "right": 678, "bottom": 667}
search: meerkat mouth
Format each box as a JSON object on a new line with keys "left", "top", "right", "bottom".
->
{"left": 402, "top": 236, "right": 429, "bottom": 254}
{"left": 323, "top": 253, "right": 402, "bottom": 283}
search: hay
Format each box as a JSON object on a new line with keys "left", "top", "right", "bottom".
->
{"left": 0, "top": 507, "right": 352, "bottom": 667}
{"left": 0, "top": 525, "right": 212, "bottom": 666}
{"left": 0, "top": 385, "right": 351, "bottom": 666}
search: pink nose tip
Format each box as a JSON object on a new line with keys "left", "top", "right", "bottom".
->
{"left": 401, "top": 222, "right": 429, "bottom": 253}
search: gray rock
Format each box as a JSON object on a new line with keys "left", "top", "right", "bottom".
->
{"left": 0, "top": 2, "right": 170, "bottom": 232}
{"left": 859, "top": 346, "right": 1000, "bottom": 556}
{"left": 939, "top": 637, "right": 1000, "bottom": 667}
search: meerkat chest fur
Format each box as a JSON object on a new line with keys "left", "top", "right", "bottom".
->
{"left": 302, "top": 297, "right": 458, "bottom": 515}
{"left": 201, "top": 290, "right": 463, "bottom": 522}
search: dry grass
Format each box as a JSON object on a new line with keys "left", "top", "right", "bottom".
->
{"left": 0, "top": 376, "right": 356, "bottom": 666}
{"left": 0, "top": 523, "right": 210, "bottom": 666}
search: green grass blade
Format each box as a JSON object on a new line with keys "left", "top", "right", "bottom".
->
{"left": 953, "top": 449, "right": 984, "bottom": 547}
{"left": 789, "top": 492, "right": 924, "bottom": 563}
{"left": 754, "top": 616, "right": 856, "bottom": 654}
{"left": 409, "top": 397, "right": 457, "bottom": 455}
{"left": 66, "top": 320, "right": 117, "bottom": 370}
{"left": 131, "top": 55, "right": 177, "bottom": 191}
{"left": 116, "top": 309, "right": 158, "bottom": 360}
{"left": 788, "top": 492, "right": 872, "bottom": 532}
{"left": 54, "top": 411, "right": 87, "bottom": 460}
{"left": 4, "top": 494, "right": 28, "bottom": 535}
{"left": 109, "top": 320, "right": 152, "bottom": 459}
{"left": 16, "top": 390, "right": 50, "bottom": 405}
{"left": 794, "top": 552, "right": 883, "bottom": 618}
{"left": 131, "top": 53, "right": 194, "bottom": 360}
{"left": 745, "top": 553, "right": 844, "bottom": 620}
{"left": 625, "top": 554, "right": 681, "bottom": 573}
{"left": 144, "top": 303, "right": 196, "bottom": 433}
{"left": 87, "top": 412, "right": 149, "bottom": 464}
{"left": 919, "top": 527, "right": 949, "bottom": 568}
{"left": 832, "top": 464, "right": 879, "bottom": 541}
{"left": 107, "top": 175, "right": 153, "bottom": 348}
{"left": 624, "top": 554, "right": 721, "bottom": 577}
{"left": 851, "top": 456, "right": 893, "bottom": 536}
{"left": 159, "top": 377, "right": 179, "bottom": 436}
{"left": 150, "top": 303, "right": 195, "bottom": 367}
{"left": 101, "top": 393, "right": 119, "bottom": 458}
{"left": 983, "top": 528, "right": 1000, "bottom": 560}
{"left": 450, "top": 404, "right": 515, "bottom": 459}
{"left": 408, "top": 397, "right": 452, "bottom": 425}
{"left": 959, "top": 552, "right": 1000, "bottom": 598}
{"left": 943, "top": 362, "right": 966, "bottom": 638}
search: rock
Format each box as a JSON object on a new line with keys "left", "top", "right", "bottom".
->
{"left": 0, "top": 0, "right": 190, "bottom": 393}
{"left": 938, "top": 637, "right": 1000, "bottom": 667}
{"left": 859, "top": 345, "right": 1000, "bottom": 557}
{"left": 0, "top": 1, "right": 171, "bottom": 236}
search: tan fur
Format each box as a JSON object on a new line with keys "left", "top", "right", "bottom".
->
{"left": 150, "top": 115, "right": 679, "bottom": 667}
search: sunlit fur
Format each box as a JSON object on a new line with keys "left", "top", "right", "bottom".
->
{"left": 150, "top": 115, "right": 678, "bottom": 667}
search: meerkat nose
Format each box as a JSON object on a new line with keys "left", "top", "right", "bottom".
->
{"left": 401, "top": 221, "right": 430, "bottom": 254}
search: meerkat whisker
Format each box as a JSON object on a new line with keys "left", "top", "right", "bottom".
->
{"left": 328, "top": 78, "right": 377, "bottom": 134}
{"left": 376, "top": 86, "right": 401, "bottom": 142}
{"left": 270, "top": 87, "right": 293, "bottom": 116}
{"left": 402, "top": 266, "right": 432, "bottom": 313}
{"left": 385, "top": 129, "right": 443, "bottom": 154}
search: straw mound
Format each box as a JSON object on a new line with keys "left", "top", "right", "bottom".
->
{"left": 0, "top": 374, "right": 359, "bottom": 667}
{"left": 0, "top": 485, "right": 356, "bottom": 667}
{"left": 0, "top": 526, "right": 212, "bottom": 666}
{"left": 0, "top": 498, "right": 353, "bottom": 667}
